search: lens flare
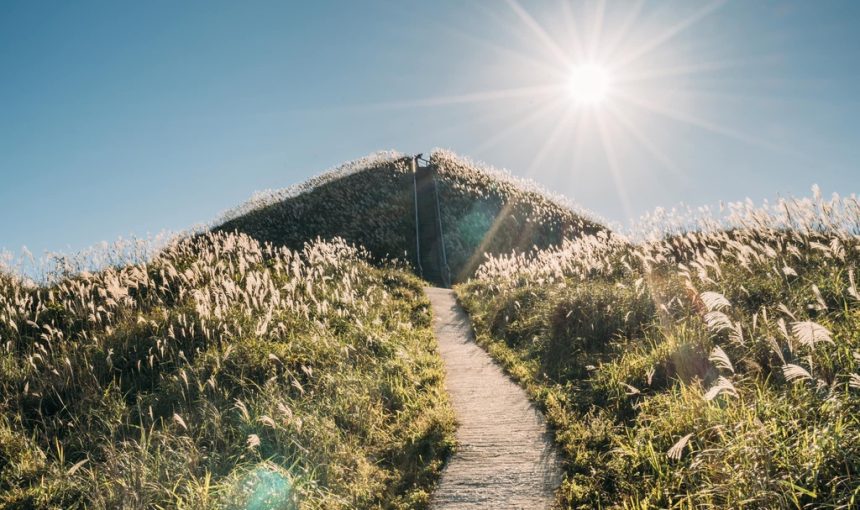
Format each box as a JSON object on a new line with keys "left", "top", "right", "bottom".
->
{"left": 232, "top": 464, "right": 295, "bottom": 510}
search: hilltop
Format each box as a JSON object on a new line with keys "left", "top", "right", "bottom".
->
{"left": 214, "top": 150, "right": 604, "bottom": 284}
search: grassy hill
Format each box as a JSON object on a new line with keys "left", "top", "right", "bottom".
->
{"left": 0, "top": 233, "right": 454, "bottom": 509}
{"left": 5, "top": 149, "right": 855, "bottom": 509}
{"left": 0, "top": 149, "right": 602, "bottom": 509}
{"left": 457, "top": 190, "right": 860, "bottom": 508}
{"left": 215, "top": 150, "right": 603, "bottom": 283}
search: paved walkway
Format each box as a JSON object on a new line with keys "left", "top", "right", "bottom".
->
{"left": 426, "top": 287, "right": 562, "bottom": 509}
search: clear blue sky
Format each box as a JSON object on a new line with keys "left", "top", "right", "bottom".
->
{"left": 2, "top": 0, "right": 859, "bottom": 256}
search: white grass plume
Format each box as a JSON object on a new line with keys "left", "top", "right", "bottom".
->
{"left": 667, "top": 433, "right": 694, "bottom": 460}
{"left": 704, "top": 376, "right": 738, "bottom": 401}
{"left": 782, "top": 364, "right": 812, "bottom": 382}
{"left": 709, "top": 345, "right": 735, "bottom": 374}
{"left": 790, "top": 321, "right": 834, "bottom": 347}
{"left": 700, "top": 291, "right": 731, "bottom": 312}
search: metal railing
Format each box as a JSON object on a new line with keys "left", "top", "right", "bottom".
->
{"left": 411, "top": 156, "right": 423, "bottom": 279}
{"left": 412, "top": 153, "right": 451, "bottom": 287}
{"left": 432, "top": 174, "right": 452, "bottom": 287}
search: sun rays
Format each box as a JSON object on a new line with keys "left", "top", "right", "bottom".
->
{"left": 320, "top": 1, "right": 794, "bottom": 224}
{"left": 492, "top": 0, "right": 735, "bottom": 219}
{"left": 351, "top": 0, "right": 793, "bottom": 221}
{"left": 500, "top": 0, "right": 778, "bottom": 218}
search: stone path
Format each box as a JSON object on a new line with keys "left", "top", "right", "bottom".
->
{"left": 426, "top": 287, "right": 562, "bottom": 509}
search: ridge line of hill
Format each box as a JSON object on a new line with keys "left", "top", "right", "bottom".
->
{"left": 215, "top": 149, "right": 606, "bottom": 284}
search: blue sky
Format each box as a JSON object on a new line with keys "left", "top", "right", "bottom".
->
{"left": 2, "top": 0, "right": 859, "bottom": 256}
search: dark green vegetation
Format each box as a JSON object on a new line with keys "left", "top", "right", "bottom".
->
{"left": 215, "top": 154, "right": 417, "bottom": 274}
{"left": 0, "top": 233, "right": 455, "bottom": 509}
{"left": 216, "top": 150, "right": 602, "bottom": 284}
{"left": 458, "top": 196, "right": 860, "bottom": 508}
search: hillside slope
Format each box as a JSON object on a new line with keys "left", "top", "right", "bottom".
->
{"left": 215, "top": 150, "right": 604, "bottom": 283}
{"left": 215, "top": 152, "right": 417, "bottom": 272}
{"left": 457, "top": 192, "right": 860, "bottom": 508}
{"left": 0, "top": 233, "right": 455, "bottom": 509}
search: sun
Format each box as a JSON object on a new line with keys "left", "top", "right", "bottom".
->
{"left": 568, "top": 63, "right": 612, "bottom": 105}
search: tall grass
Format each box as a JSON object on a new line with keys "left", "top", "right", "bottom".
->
{"left": 458, "top": 188, "right": 860, "bottom": 508}
{"left": 431, "top": 150, "right": 604, "bottom": 281}
{"left": 213, "top": 151, "right": 406, "bottom": 227}
{"left": 216, "top": 150, "right": 603, "bottom": 283}
{"left": 0, "top": 232, "right": 454, "bottom": 509}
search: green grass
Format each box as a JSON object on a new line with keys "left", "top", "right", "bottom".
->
{"left": 457, "top": 194, "right": 860, "bottom": 508}
{"left": 0, "top": 233, "right": 455, "bottom": 509}
{"left": 430, "top": 150, "right": 603, "bottom": 281}
{"left": 8, "top": 149, "right": 854, "bottom": 509}
{"left": 0, "top": 149, "right": 602, "bottom": 509}
{"left": 216, "top": 150, "right": 602, "bottom": 283}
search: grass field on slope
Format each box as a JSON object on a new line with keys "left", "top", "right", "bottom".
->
{"left": 457, "top": 191, "right": 860, "bottom": 509}
{"left": 217, "top": 150, "right": 603, "bottom": 283}
{"left": 0, "top": 233, "right": 454, "bottom": 509}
